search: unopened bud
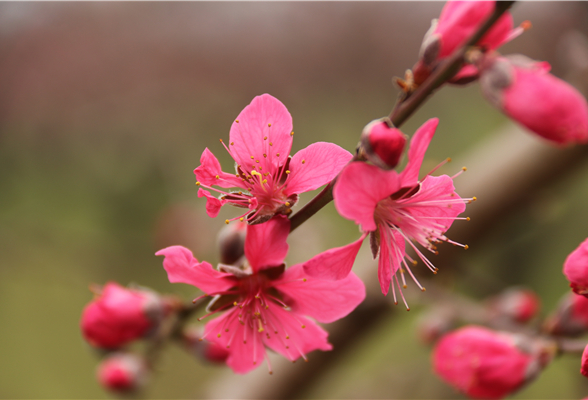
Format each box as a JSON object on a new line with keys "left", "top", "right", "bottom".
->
{"left": 544, "top": 292, "right": 588, "bottom": 336}
{"left": 182, "top": 326, "right": 230, "bottom": 364}
{"left": 81, "top": 282, "right": 165, "bottom": 349}
{"left": 97, "top": 353, "right": 148, "bottom": 393}
{"left": 564, "top": 238, "right": 588, "bottom": 296}
{"left": 217, "top": 220, "right": 247, "bottom": 265}
{"left": 360, "top": 118, "right": 407, "bottom": 170}
{"left": 487, "top": 287, "right": 541, "bottom": 324}
{"left": 581, "top": 344, "right": 588, "bottom": 378}
{"left": 416, "top": 307, "right": 457, "bottom": 345}
{"left": 480, "top": 55, "right": 588, "bottom": 145}
{"left": 433, "top": 326, "right": 552, "bottom": 399}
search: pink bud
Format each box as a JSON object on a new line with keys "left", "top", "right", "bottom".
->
{"left": 360, "top": 118, "right": 407, "bottom": 170}
{"left": 544, "top": 292, "right": 588, "bottom": 336}
{"left": 97, "top": 353, "right": 148, "bottom": 393}
{"left": 564, "top": 238, "right": 588, "bottom": 296}
{"left": 487, "top": 287, "right": 540, "bottom": 323}
{"left": 81, "top": 282, "right": 164, "bottom": 349}
{"left": 433, "top": 326, "right": 550, "bottom": 399}
{"left": 480, "top": 55, "right": 588, "bottom": 145}
{"left": 582, "top": 345, "right": 588, "bottom": 378}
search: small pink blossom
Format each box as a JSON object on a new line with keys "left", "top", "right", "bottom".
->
{"left": 97, "top": 353, "right": 149, "bottom": 393}
{"left": 359, "top": 118, "right": 407, "bottom": 170}
{"left": 582, "top": 345, "right": 588, "bottom": 378}
{"left": 487, "top": 287, "right": 540, "bottom": 324}
{"left": 80, "top": 282, "right": 164, "bottom": 349}
{"left": 194, "top": 94, "right": 352, "bottom": 224}
{"left": 564, "top": 238, "right": 588, "bottom": 296}
{"left": 156, "top": 216, "right": 365, "bottom": 374}
{"left": 330, "top": 118, "right": 470, "bottom": 304}
{"left": 480, "top": 55, "right": 588, "bottom": 145}
{"left": 433, "top": 326, "right": 548, "bottom": 400}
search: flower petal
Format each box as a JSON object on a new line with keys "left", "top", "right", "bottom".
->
{"left": 245, "top": 215, "right": 290, "bottom": 272}
{"left": 229, "top": 94, "right": 293, "bottom": 174}
{"left": 400, "top": 118, "right": 439, "bottom": 186}
{"left": 155, "top": 246, "right": 236, "bottom": 294}
{"left": 284, "top": 142, "right": 352, "bottom": 196}
{"left": 302, "top": 234, "right": 366, "bottom": 281}
{"left": 564, "top": 238, "right": 588, "bottom": 295}
{"left": 377, "top": 228, "right": 405, "bottom": 296}
{"left": 198, "top": 189, "right": 226, "bottom": 218}
{"left": 204, "top": 311, "right": 266, "bottom": 374}
{"left": 334, "top": 162, "right": 401, "bottom": 232}
{"left": 275, "top": 264, "right": 366, "bottom": 323}
{"left": 194, "top": 148, "right": 245, "bottom": 189}
{"left": 262, "top": 303, "right": 332, "bottom": 361}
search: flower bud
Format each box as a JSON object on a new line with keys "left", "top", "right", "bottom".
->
{"left": 487, "top": 287, "right": 540, "bottom": 324}
{"left": 480, "top": 55, "right": 588, "bottom": 145}
{"left": 582, "top": 345, "right": 588, "bottom": 378}
{"left": 564, "top": 238, "right": 588, "bottom": 296}
{"left": 97, "top": 353, "right": 148, "bottom": 393}
{"left": 433, "top": 326, "right": 553, "bottom": 399}
{"left": 182, "top": 326, "right": 230, "bottom": 364}
{"left": 544, "top": 292, "right": 588, "bottom": 336}
{"left": 217, "top": 220, "right": 247, "bottom": 266}
{"left": 416, "top": 307, "right": 457, "bottom": 345}
{"left": 81, "top": 282, "right": 165, "bottom": 349}
{"left": 359, "top": 118, "right": 407, "bottom": 170}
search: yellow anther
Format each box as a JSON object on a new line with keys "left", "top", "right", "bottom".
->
{"left": 251, "top": 170, "right": 262, "bottom": 178}
{"left": 276, "top": 153, "right": 280, "bottom": 157}
{"left": 263, "top": 154, "right": 267, "bottom": 158}
{"left": 521, "top": 20, "right": 532, "bottom": 31}
{"left": 256, "top": 160, "right": 259, "bottom": 163}
{"left": 466, "top": 217, "right": 471, "bottom": 221}
{"left": 219, "top": 139, "right": 223, "bottom": 142}
{"left": 462, "top": 166, "right": 467, "bottom": 172}
{"left": 262, "top": 179, "right": 268, "bottom": 184}
{"left": 464, "top": 244, "right": 469, "bottom": 250}
{"left": 421, "top": 287, "right": 426, "bottom": 292}
{"left": 235, "top": 120, "right": 239, "bottom": 123}
{"left": 290, "top": 131, "right": 294, "bottom": 136}
{"left": 301, "top": 159, "right": 305, "bottom": 164}
{"left": 215, "top": 175, "right": 219, "bottom": 179}
{"left": 285, "top": 202, "right": 290, "bottom": 207}
{"left": 233, "top": 302, "right": 238, "bottom": 306}
{"left": 301, "top": 325, "right": 306, "bottom": 329}
{"left": 403, "top": 285, "right": 407, "bottom": 289}
{"left": 239, "top": 217, "right": 244, "bottom": 222}
{"left": 472, "top": 196, "right": 477, "bottom": 201}
{"left": 268, "top": 123, "right": 272, "bottom": 127}
{"left": 412, "top": 260, "right": 417, "bottom": 266}
{"left": 302, "top": 278, "right": 307, "bottom": 282}
{"left": 285, "top": 170, "right": 290, "bottom": 174}
{"left": 217, "top": 333, "right": 221, "bottom": 338}
{"left": 264, "top": 136, "right": 267, "bottom": 140}
{"left": 230, "top": 142, "right": 234, "bottom": 145}
{"left": 446, "top": 157, "right": 452, "bottom": 162}
{"left": 250, "top": 156, "right": 254, "bottom": 159}
{"left": 269, "top": 142, "right": 273, "bottom": 146}
{"left": 195, "top": 181, "right": 201, "bottom": 186}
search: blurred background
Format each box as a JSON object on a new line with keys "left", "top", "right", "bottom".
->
{"left": 1, "top": 1, "right": 588, "bottom": 398}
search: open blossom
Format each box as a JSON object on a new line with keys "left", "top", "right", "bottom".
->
{"left": 194, "top": 94, "right": 352, "bottom": 224}
{"left": 480, "top": 55, "right": 588, "bottom": 145}
{"left": 80, "top": 282, "right": 165, "bottom": 349}
{"left": 563, "top": 238, "right": 588, "bottom": 296}
{"left": 433, "top": 326, "right": 551, "bottom": 399}
{"left": 415, "top": 1, "right": 519, "bottom": 84}
{"left": 156, "top": 216, "right": 365, "bottom": 374}
{"left": 327, "top": 118, "right": 470, "bottom": 304}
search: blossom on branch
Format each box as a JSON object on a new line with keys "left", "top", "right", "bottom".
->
{"left": 563, "top": 238, "right": 588, "bottom": 296}
{"left": 156, "top": 216, "right": 365, "bottom": 374}
{"left": 80, "top": 282, "right": 165, "bottom": 349}
{"left": 97, "top": 353, "right": 149, "bottom": 394}
{"left": 194, "top": 94, "right": 352, "bottom": 224}
{"left": 433, "top": 326, "right": 552, "bottom": 400}
{"left": 480, "top": 55, "right": 588, "bottom": 145}
{"left": 328, "top": 118, "right": 471, "bottom": 304}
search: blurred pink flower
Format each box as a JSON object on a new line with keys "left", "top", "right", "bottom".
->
{"left": 359, "top": 118, "right": 407, "bottom": 170}
{"left": 544, "top": 292, "right": 588, "bottom": 336}
{"left": 97, "top": 353, "right": 148, "bottom": 394}
{"left": 582, "top": 345, "right": 588, "bottom": 378}
{"left": 81, "top": 282, "right": 164, "bottom": 349}
{"left": 156, "top": 216, "right": 365, "bottom": 374}
{"left": 194, "top": 94, "right": 352, "bottom": 224}
{"left": 480, "top": 55, "right": 588, "bottom": 145}
{"left": 487, "top": 287, "right": 541, "bottom": 324}
{"left": 433, "top": 326, "right": 548, "bottom": 400}
{"left": 331, "top": 118, "right": 469, "bottom": 303}
{"left": 564, "top": 238, "right": 588, "bottom": 296}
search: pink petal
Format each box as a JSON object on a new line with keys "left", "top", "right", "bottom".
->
{"left": 334, "top": 162, "right": 401, "bottom": 232}
{"left": 274, "top": 264, "right": 366, "bottom": 323}
{"left": 284, "top": 142, "right": 352, "bottom": 196}
{"left": 204, "top": 311, "right": 266, "bottom": 374}
{"left": 377, "top": 228, "right": 405, "bottom": 295}
{"left": 302, "top": 234, "right": 366, "bottom": 281}
{"left": 155, "top": 246, "right": 236, "bottom": 294}
{"left": 198, "top": 189, "right": 226, "bottom": 218}
{"left": 262, "top": 303, "right": 332, "bottom": 361}
{"left": 194, "top": 148, "right": 245, "bottom": 189}
{"left": 564, "top": 238, "right": 588, "bottom": 295}
{"left": 400, "top": 118, "right": 439, "bottom": 186}
{"left": 228, "top": 94, "right": 293, "bottom": 174}
{"left": 244, "top": 215, "right": 289, "bottom": 272}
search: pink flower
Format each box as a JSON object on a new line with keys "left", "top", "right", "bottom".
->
{"left": 359, "top": 118, "right": 407, "bottom": 170}
{"left": 80, "top": 282, "right": 165, "bottom": 349}
{"left": 487, "top": 287, "right": 540, "bottom": 324}
{"left": 564, "top": 238, "right": 588, "bottom": 296}
{"left": 329, "top": 118, "right": 470, "bottom": 303}
{"left": 97, "top": 353, "right": 148, "bottom": 393}
{"left": 582, "top": 345, "right": 588, "bottom": 378}
{"left": 416, "top": 1, "right": 518, "bottom": 84}
{"left": 544, "top": 292, "right": 588, "bottom": 336}
{"left": 156, "top": 216, "right": 365, "bottom": 374}
{"left": 480, "top": 55, "right": 588, "bottom": 145}
{"left": 194, "top": 94, "right": 352, "bottom": 224}
{"left": 433, "top": 326, "right": 549, "bottom": 400}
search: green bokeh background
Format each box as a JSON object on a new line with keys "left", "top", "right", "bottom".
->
{"left": 1, "top": 2, "right": 588, "bottom": 398}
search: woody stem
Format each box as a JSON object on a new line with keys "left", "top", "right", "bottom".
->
{"left": 289, "top": 1, "right": 516, "bottom": 233}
